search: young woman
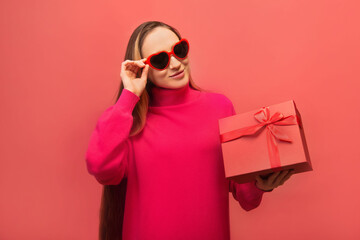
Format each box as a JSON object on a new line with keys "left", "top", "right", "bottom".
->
{"left": 85, "top": 20, "right": 294, "bottom": 240}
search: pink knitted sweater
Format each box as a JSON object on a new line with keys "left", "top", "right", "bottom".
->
{"left": 85, "top": 82, "right": 267, "bottom": 240}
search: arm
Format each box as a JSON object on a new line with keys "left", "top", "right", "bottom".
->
{"left": 85, "top": 88, "right": 140, "bottom": 185}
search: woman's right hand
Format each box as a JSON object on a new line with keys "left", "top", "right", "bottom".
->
{"left": 120, "top": 58, "right": 150, "bottom": 97}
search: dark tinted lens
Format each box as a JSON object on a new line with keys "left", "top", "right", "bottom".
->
{"left": 150, "top": 52, "right": 169, "bottom": 69}
{"left": 174, "top": 40, "right": 189, "bottom": 58}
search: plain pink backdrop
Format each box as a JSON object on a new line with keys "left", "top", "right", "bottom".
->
{"left": 1, "top": 0, "right": 359, "bottom": 239}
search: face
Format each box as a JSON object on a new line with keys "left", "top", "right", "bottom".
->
{"left": 141, "top": 27, "right": 190, "bottom": 89}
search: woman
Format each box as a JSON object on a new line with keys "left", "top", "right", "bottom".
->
{"left": 85, "top": 20, "right": 294, "bottom": 240}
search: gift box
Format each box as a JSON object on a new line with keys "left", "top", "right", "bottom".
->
{"left": 218, "top": 100, "right": 312, "bottom": 184}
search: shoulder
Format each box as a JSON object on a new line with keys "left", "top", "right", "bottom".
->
{"left": 202, "top": 90, "right": 235, "bottom": 117}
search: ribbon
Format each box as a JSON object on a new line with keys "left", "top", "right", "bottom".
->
{"left": 220, "top": 106, "right": 299, "bottom": 169}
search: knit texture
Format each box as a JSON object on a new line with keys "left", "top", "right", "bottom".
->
{"left": 85, "top": 82, "right": 267, "bottom": 240}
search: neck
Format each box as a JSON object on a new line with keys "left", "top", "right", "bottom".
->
{"left": 149, "top": 82, "right": 200, "bottom": 107}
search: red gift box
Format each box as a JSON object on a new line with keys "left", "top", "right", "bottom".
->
{"left": 218, "top": 100, "right": 312, "bottom": 184}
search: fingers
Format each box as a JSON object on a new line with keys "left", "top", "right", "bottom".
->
{"left": 278, "top": 169, "right": 294, "bottom": 186}
{"left": 121, "top": 60, "right": 129, "bottom": 77}
{"left": 122, "top": 59, "right": 146, "bottom": 70}
{"left": 132, "top": 58, "right": 147, "bottom": 68}
{"left": 273, "top": 170, "right": 293, "bottom": 187}
{"left": 254, "top": 175, "right": 265, "bottom": 190}
{"left": 122, "top": 59, "right": 147, "bottom": 76}
{"left": 120, "top": 59, "right": 149, "bottom": 84}
{"left": 255, "top": 175, "right": 264, "bottom": 185}
{"left": 267, "top": 171, "right": 282, "bottom": 185}
{"left": 141, "top": 64, "right": 149, "bottom": 80}
{"left": 128, "top": 63, "right": 136, "bottom": 73}
{"left": 121, "top": 60, "right": 135, "bottom": 77}
{"left": 256, "top": 169, "right": 295, "bottom": 191}
{"left": 134, "top": 59, "right": 146, "bottom": 68}
{"left": 273, "top": 170, "right": 289, "bottom": 186}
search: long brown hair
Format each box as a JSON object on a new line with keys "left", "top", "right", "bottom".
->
{"left": 98, "top": 21, "right": 205, "bottom": 240}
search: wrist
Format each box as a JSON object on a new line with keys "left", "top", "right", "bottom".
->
{"left": 124, "top": 88, "right": 140, "bottom": 97}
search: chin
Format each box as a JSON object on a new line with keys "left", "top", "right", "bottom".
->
{"left": 165, "top": 79, "right": 189, "bottom": 89}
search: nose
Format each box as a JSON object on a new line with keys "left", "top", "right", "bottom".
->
{"left": 169, "top": 55, "right": 181, "bottom": 69}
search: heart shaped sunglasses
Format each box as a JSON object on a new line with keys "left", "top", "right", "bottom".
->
{"left": 144, "top": 38, "right": 189, "bottom": 70}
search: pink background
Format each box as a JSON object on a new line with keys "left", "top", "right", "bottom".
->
{"left": 1, "top": 0, "right": 359, "bottom": 239}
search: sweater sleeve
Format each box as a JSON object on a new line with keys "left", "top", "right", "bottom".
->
{"left": 226, "top": 98, "right": 268, "bottom": 211}
{"left": 228, "top": 179, "right": 265, "bottom": 211}
{"left": 85, "top": 88, "right": 140, "bottom": 185}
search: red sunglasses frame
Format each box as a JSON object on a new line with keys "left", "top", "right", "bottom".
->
{"left": 144, "top": 38, "right": 189, "bottom": 70}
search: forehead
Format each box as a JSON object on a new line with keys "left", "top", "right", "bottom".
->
{"left": 142, "top": 27, "right": 180, "bottom": 58}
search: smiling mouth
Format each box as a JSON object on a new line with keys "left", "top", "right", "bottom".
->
{"left": 170, "top": 69, "right": 184, "bottom": 77}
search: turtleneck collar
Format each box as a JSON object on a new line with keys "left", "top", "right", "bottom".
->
{"left": 149, "top": 81, "right": 202, "bottom": 108}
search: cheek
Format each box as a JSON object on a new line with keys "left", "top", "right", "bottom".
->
{"left": 183, "top": 59, "right": 190, "bottom": 70}
{"left": 150, "top": 69, "right": 167, "bottom": 81}
{"left": 181, "top": 59, "right": 190, "bottom": 71}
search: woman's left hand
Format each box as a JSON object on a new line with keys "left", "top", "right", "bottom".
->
{"left": 255, "top": 169, "right": 295, "bottom": 191}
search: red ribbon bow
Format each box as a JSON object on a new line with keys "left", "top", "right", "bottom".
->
{"left": 220, "top": 107, "right": 299, "bottom": 169}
